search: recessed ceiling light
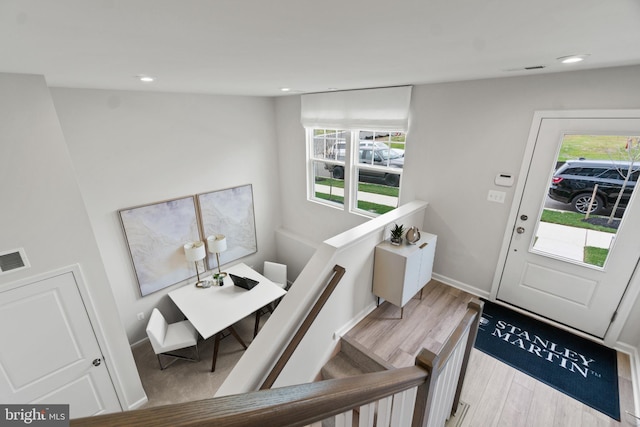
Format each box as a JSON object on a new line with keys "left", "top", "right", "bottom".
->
{"left": 280, "top": 87, "right": 291, "bottom": 92}
{"left": 136, "top": 75, "right": 155, "bottom": 83}
{"left": 557, "top": 54, "right": 590, "bottom": 64}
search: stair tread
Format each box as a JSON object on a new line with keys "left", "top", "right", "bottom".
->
{"left": 340, "top": 336, "right": 393, "bottom": 372}
{"left": 322, "top": 352, "right": 371, "bottom": 379}
{"left": 321, "top": 336, "right": 394, "bottom": 380}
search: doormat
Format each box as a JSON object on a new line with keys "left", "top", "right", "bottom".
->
{"left": 474, "top": 300, "right": 620, "bottom": 420}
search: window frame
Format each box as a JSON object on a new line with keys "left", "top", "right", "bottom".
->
{"left": 307, "top": 128, "right": 405, "bottom": 217}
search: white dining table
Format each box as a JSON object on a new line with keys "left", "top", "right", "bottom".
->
{"left": 168, "top": 262, "right": 286, "bottom": 371}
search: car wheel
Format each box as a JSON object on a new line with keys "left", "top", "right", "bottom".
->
{"left": 332, "top": 166, "right": 344, "bottom": 180}
{"left": 572, "top": 193, "right": 603, "bottom": 214}
{"left": 384, "top": 173, "right": 400, "bottom": 187}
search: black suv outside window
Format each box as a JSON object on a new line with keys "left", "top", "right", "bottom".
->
{"left": 548, "top": 159, "right": 639, "bottom": 214}
{"left": 565, "top": 167, "right": 607, "bottom": 176}
{"left": 599, "top": 169, "right": 625, "bottom": 179}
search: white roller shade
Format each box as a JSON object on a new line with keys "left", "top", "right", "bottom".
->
{"left": 301, "top": 86, "right": 412, "bottom": 131}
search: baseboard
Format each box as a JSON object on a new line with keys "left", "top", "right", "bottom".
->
{"left": 432, "top": 273, "right": 491, "bottom": 299}
{"left": 130, "top": 336, "right": 151, "bottom": 349}
{"left": 333, "top": 301, "right": 377, "bottom": 340}
{"left": 127, "top": 395, "right": 149, "bottom": 411}
{"left": 615, "top": 342, "right": 640, "bottom": 420}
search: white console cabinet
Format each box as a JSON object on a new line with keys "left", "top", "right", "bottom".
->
{"left": 372, "top": 231, "right": 437, "bottom": 314}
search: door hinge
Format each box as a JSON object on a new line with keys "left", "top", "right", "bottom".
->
{"left": 611, "top": 311, "right": 618, "bottom": 323}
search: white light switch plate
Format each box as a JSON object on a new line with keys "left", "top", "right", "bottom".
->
{"left": 487, "top": 190, "right": 506, "bottom": 203}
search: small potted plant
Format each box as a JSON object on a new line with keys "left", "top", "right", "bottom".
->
{"left": 390, "top": 223, "right": 405, "bottom": 245}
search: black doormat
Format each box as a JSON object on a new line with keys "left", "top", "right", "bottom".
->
{"left": 474, "top": 300, "right": 620, "bottom": 420}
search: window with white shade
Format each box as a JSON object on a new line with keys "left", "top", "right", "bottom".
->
{"left": 302, "top": 87, "right": 412, "bottom": 216}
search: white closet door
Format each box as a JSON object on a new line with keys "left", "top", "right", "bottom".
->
{"left": 0, "top": 271, "right": 121, "bottom": 419}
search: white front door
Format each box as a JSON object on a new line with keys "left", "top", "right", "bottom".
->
{"left": 498, "top": 115, "right": 640, "bottom": 338}
{"left": 0, "top": 271, "right": 121, "bottom": 418}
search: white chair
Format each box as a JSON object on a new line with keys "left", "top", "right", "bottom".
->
{"left": 254, "top": 261, "right": 289, "bottom": 337}
{"left": 146, "top": 308, "right": 199, "bottom": 370}
{"left": 263, "top": 261, "right": 288, "bottom": 290}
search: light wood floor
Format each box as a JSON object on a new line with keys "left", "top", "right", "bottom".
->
{"left": 133, "top": 279, "right": 635, "bottom": 425}
{"left": 346, "top": 280, "right": 635, "bottom": 427}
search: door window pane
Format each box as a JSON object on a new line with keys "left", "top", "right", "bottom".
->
{"left": 536, "top": 135, "right": 640, "bottom": 267}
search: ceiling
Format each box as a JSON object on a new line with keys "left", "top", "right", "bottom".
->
{"left": 2, "top": 0, "right": 640, "bottom": 97}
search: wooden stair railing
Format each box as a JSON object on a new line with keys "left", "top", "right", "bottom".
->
{"left": 413, "top": 299, "right": 483, "bottom": 427}
{"left": 71, "top": 299, "right": 483, "bottom": 427}
{"left": 72, "top": 366, "right": 428, "bottom": 427}
{"left": 260, "top": 264, "right": 346, "bottom": 389}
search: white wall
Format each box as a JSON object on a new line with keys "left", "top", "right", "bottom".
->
{"left": 275, "top": 65, "right": 640, "bottom": 348}
{"left": 275, "top": 228, "right": 319, "bottom": 282}
{"left": 406, "top": 66, "right": 640, "bottom": 297}
{"left": 50, "top": 88, "right": 281, "bottom": 343}
{"left": 0, "top": 73, "right": 145, "bottom": 410}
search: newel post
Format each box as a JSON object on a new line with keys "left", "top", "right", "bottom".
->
{"left": 411, "top": 348, "right": 440, "bottom": 427}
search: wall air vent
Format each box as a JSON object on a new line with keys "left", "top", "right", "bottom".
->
{"left": 503, "top": 65, "right": 547, "bottom": 72}
{"left": 0, "top": 248, "right": 30, "bottom": 275}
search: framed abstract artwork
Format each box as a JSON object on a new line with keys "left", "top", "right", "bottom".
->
{"left": 119, "top": 196, "right": 201, "bottom": 296}
{"left": 197, "top": 184, "right": 258, "bottom": 270}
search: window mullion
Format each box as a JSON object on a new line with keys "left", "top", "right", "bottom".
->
{"left": 306, "top": 128, "right": 316, "bottom": 201}
{"left": 342, "top": 131, "right": 354, "bottom": 209}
